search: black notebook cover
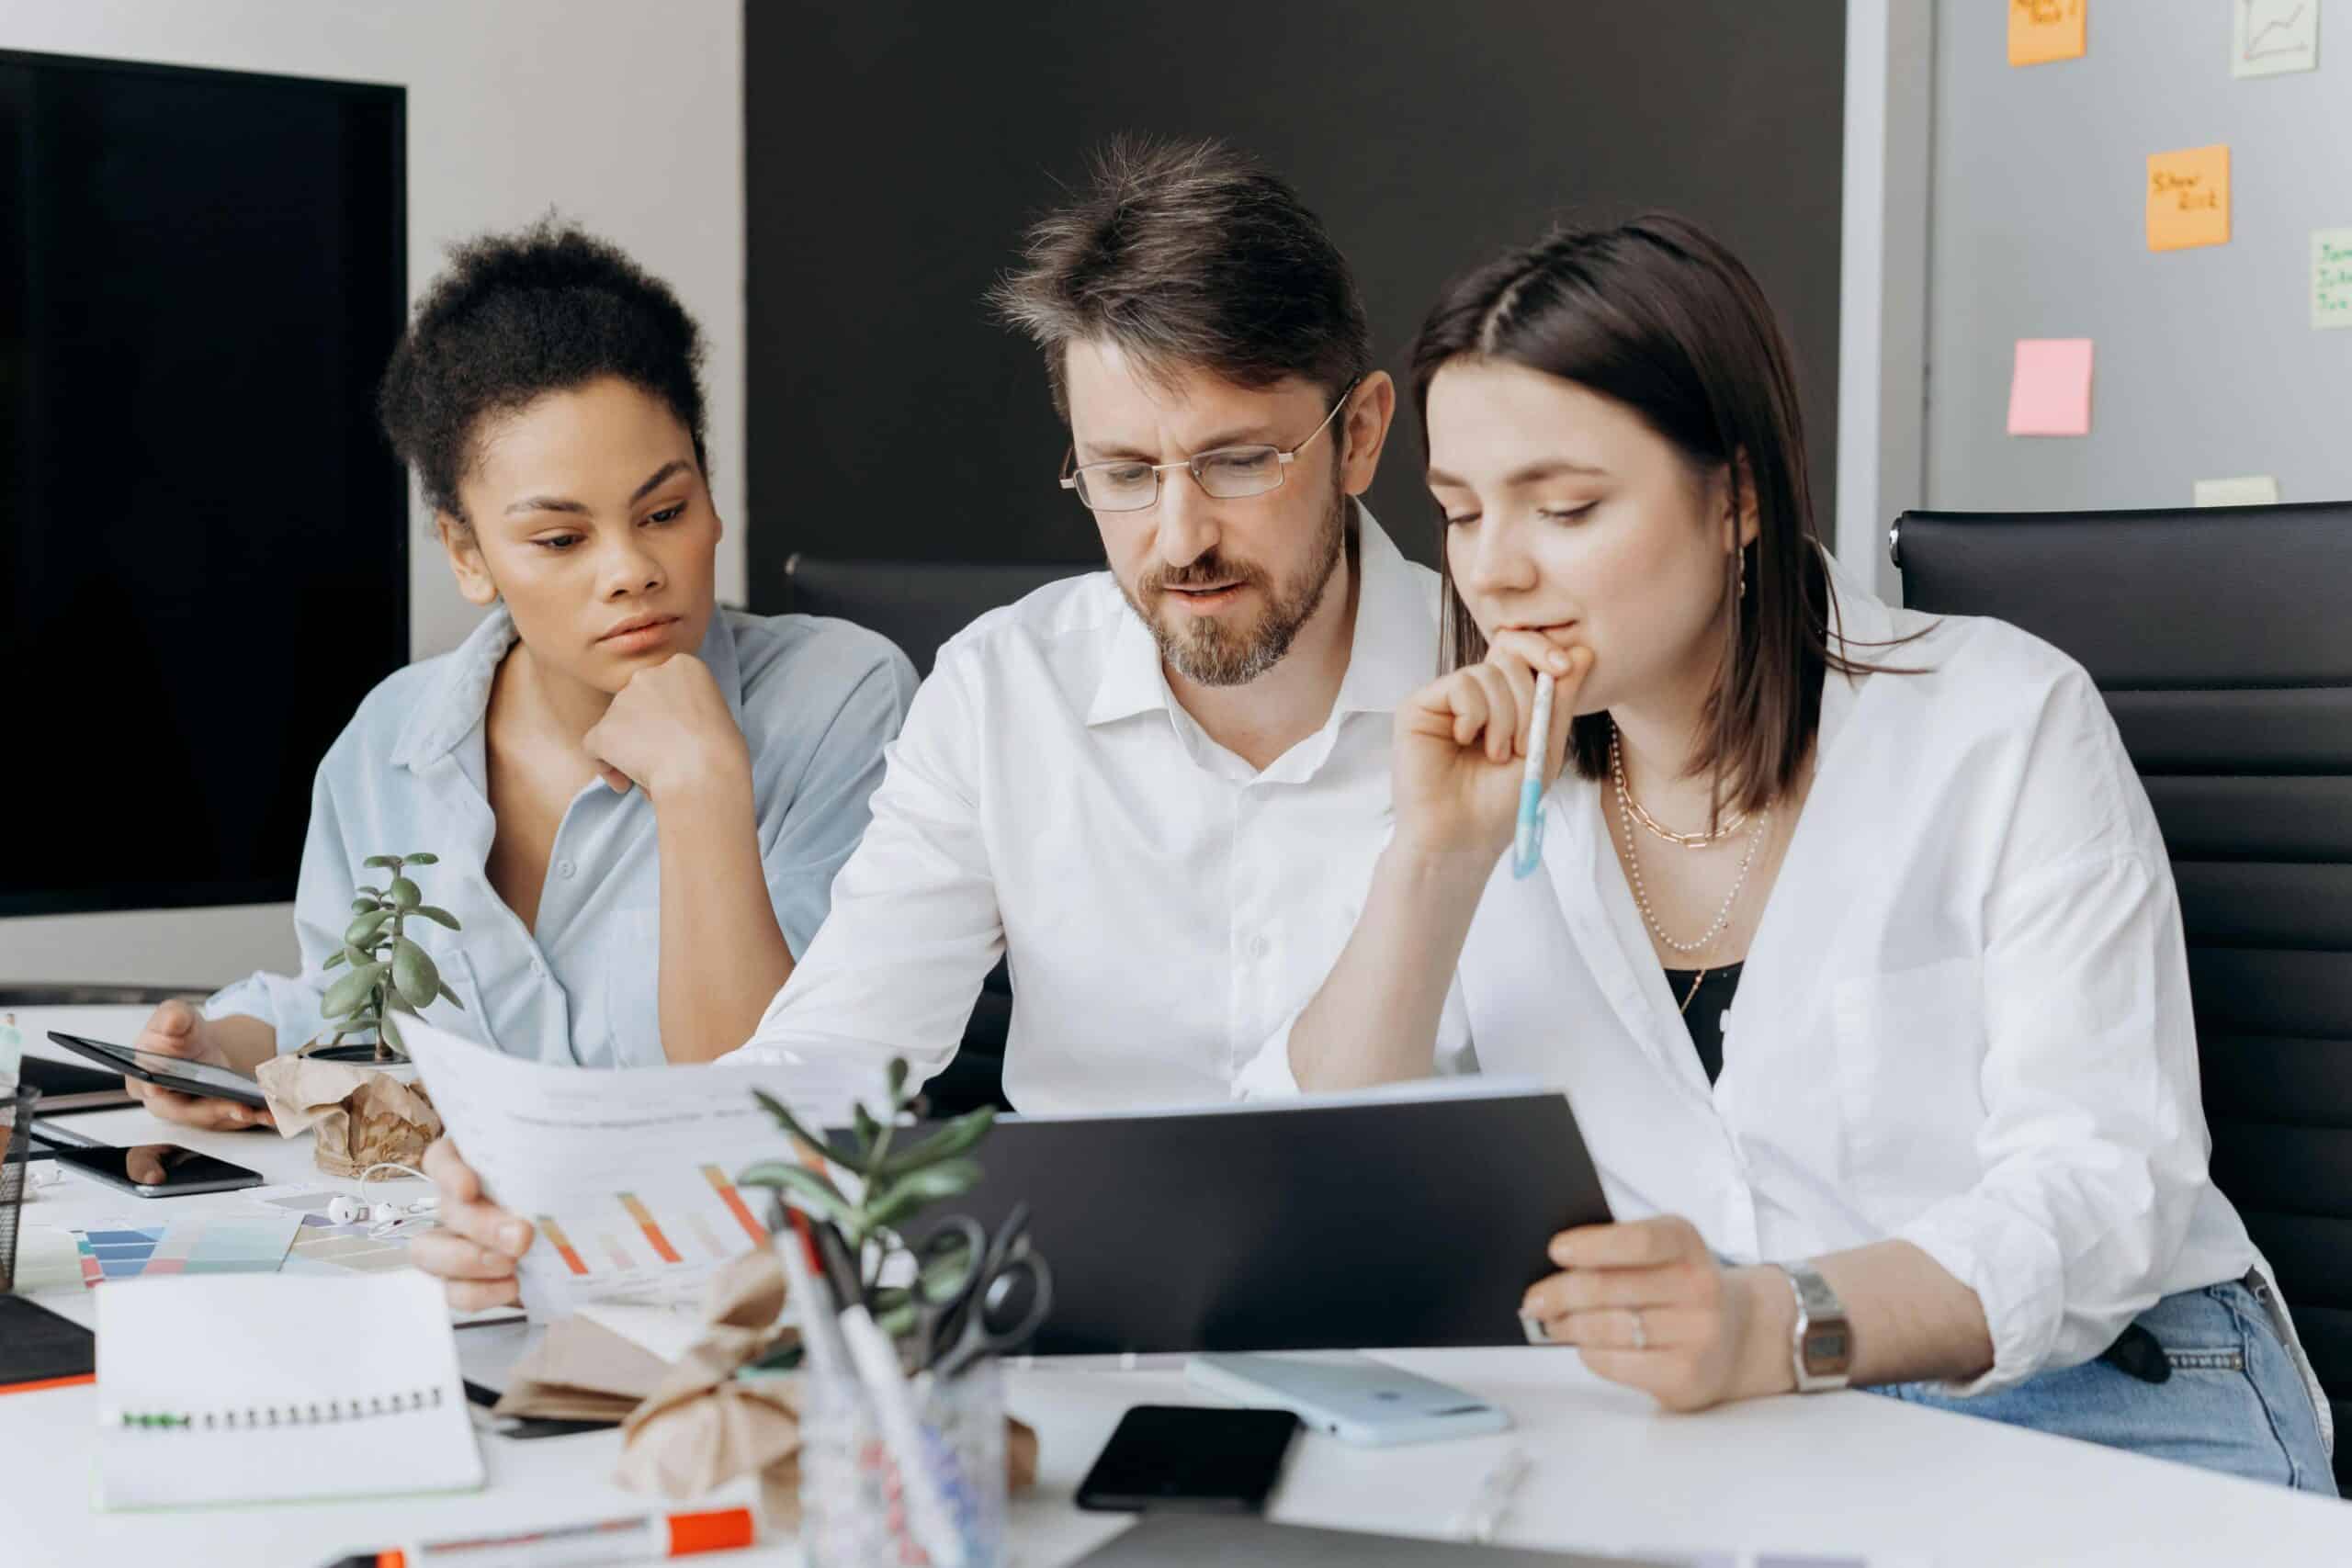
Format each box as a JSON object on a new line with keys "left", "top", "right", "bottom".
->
{"left": 0, "top": 1295, "right": 96, "bottom": 1391}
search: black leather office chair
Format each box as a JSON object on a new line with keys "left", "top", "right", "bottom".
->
{"left": 1895, "top": 501, "right": 2352, "bottom": 1492}
{"left": 780, "top": 555, "right": 1100, "bottom": 678}
{"left": 779, "top": 555, "right": 1100, "bottom": 1114}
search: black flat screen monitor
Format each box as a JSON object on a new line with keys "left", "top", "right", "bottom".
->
{"left": 0, "top": 50, "right": 405, "bottom": 918}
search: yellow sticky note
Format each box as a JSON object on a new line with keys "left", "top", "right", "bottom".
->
{"left": 2009, "top": 0, "right": 2086, "bottom": 66}
{"left": 2146, "top": 145, "right": 2230, "bottom": 253}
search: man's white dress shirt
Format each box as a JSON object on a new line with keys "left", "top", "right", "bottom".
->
{"left": 729, "top": 508, "right": 1439, "bottom": 1112}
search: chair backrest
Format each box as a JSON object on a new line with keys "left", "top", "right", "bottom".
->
{"left": 1895, "top": 502, "right": 2352, "bottom": 1489}
{"left": 779, "top": 555, "right": 1100, "bottom": 678}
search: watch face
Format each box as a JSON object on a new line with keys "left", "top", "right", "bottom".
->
{"left": 1804, "top": 1326, "right": 1851, "bottom": 1369}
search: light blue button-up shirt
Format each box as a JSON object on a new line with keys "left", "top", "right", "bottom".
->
{"left": 206, "top": 605, "right": 916, "bottom": 1067}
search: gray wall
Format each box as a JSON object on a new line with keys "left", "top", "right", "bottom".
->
{"left": 1925, "top": 1, "right": 2352, "bottom": 513}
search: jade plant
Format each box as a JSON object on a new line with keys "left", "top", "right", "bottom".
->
{"left": 741, "top": 1059, "right": 996, "bottom": 1344}
{"left": 314, "top": 852, "right": 465, "bottom": 1060}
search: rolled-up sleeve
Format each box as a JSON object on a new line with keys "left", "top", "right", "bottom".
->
{"left": 1232, "top": 970, "right": 1478, "bottom": 1100}
{"left": 201, "top": 758, "right": 358, "bottom": 1055}
{"left": 1895, "top": 838, "right": 2208, "bottom": 1394}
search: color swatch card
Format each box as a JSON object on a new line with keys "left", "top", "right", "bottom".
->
{"left": 2316, "top": 228, "right": 2352, "bottom": 330}
{"left": 2007, "top": 338, "right": 2095, "bottom": 436}
{"left": 279, "top": 1209, "right": 421, "bottom": 1276}
{"left": 2147, "top": 145, "right": 2231, "bottom": 252}
{"left": 2008, "top": 0, "right": 2086, "bottom": 66}
{"left": 74, "top": 1211, "right": 302, "bottom": 1286}
{"left": 2233, "top": 0, "right": 2320, "bottom": 77}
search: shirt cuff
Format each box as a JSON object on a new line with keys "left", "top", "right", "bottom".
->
{"left": 1230, "top": 1010, "right": 1306, "bottom": 1100}
{"left": 1894, "top": 1195, "right": 2067, "bottom": 1396}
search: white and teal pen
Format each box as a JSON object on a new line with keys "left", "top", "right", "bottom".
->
{"left": 1511, "top": 671, "right": 1556, "bottom": 879}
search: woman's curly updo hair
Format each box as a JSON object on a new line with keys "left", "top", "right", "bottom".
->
{"left": 378, "top": 217, "right": 708, "bottom": 526}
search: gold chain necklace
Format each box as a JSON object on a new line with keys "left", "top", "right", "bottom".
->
{"left": 1612, "top": 728, "right": 1770, "bottom": 958}
{"left": 1614, "top": 735, "right": 1750, "bottom": 848}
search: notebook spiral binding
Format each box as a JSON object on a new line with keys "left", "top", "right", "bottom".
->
{"left": 107, "top": 1386, "right": 445, "bottom": 1430}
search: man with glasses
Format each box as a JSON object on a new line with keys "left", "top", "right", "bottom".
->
{"left": 414, "top": 138, "right": 1440, "bottom": 1316}
{"left": 727, "top": 135, "right": 1437, "bottom": 1117}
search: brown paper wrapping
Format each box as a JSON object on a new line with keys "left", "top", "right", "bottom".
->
{"left": 492, "top": 1314, "right": 673, "bottom": 1424}
{"left": 611, "top": 1246, "right": 1039, "bottom": 1525}
{"left": 254, "top": 1056, "right": 442, "bottom": 1178}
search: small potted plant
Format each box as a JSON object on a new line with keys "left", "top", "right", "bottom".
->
{"left": 310, "top": 852, "right": 466, "bottom": 1063}
{"left": 740, "top": 1063, "right": 1037, "bottom": 1563}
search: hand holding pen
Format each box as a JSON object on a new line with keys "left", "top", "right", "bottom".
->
{"left": 1392, "top": 632, "right": 1591, "bottom": 867}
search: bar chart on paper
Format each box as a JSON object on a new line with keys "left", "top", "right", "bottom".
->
{"left": 528, "top": 1166, "right": 771, "bottom": 1303}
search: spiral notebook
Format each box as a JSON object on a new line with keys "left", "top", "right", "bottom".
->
{"left": 95, "top": 1269, "right": 483, "bottom": 1509}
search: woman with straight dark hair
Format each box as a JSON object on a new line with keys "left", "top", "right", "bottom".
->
{"left": 1242, "top": 215, "right": 2335, "bottom": 1492}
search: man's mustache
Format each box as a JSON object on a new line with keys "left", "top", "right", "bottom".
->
{"left": 1146, "top": 557, "right": 1268, "bottom": 595}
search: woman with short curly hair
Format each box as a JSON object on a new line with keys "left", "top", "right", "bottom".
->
{"left": 119, "top": 220, "right": 914, "bottom": 1114}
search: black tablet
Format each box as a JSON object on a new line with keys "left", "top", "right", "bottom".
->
{"left": 936, "top": 1082, "right": 1614, "bottom": 1355}
{"left": 44, "top": 1032, "right": 270, "bottom": 1111}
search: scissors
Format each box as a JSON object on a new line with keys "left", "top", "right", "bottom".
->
{"left": 912, "top": 1202, "right": 1055, "bottom": 1380}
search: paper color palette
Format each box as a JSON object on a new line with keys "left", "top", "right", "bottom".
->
{"left": 74, "top": 1213, "right": 302, "bottom": 1286}
{"left": 2008, "top": 0, "right": 2086, "bottom": 66}
{"left": 277, "top": 1210, "right": 418, "bottom": 1276}
{"left": 2007, "top": 339, "right": 2096, "bottom": 436}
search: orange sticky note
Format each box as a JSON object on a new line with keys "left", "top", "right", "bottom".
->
{"left": 2007, "top": 339, "right": 2094, "bottom": 437}
{"left": 2008, "top": 0, "right": 2086, "bottom": 66}
{"left": 2146, "top": 145, "right": 2231, "bottom": 252}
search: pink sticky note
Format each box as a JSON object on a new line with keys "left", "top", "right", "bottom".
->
{"left": 2007, "top": 338, "right": 2094, "bottom": 436}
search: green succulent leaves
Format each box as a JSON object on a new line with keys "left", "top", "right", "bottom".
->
{"left": 321, "top": 852, "right": 465, "bottom": 1052}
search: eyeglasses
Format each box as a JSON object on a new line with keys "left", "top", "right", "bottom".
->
{"left": 1059, "top": 378, "right": 1363, "bottom": 513}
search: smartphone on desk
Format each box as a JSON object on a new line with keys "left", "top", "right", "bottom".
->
{"left": 1187, "top": 1351, "right": 1510, "bottom": 1446}
{"left": 1075, "top": 1404, "right": 1301, "bottom": 1514}
{"left": 50, "top": 1143, "right": 264, "bottom": 1198}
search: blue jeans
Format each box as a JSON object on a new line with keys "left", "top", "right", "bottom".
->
{"left": 1871, "top": 1280, "right": 2336, "bottom": 1495}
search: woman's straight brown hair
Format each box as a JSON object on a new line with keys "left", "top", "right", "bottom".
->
{"left": 1409, "top": 213, "right": 1918, "bottom": 822}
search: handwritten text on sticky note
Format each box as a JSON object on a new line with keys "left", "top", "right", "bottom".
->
{"left": 2009, "top": 0, "right": 2087, "bottom": 66}
{"left": 2315, "top": 228, "right": 2352, "bottom": 331}
{"left": 2007, "top": 339, "right": 2095, "bottom": 437}
{"left": 2147, "top": 145, "right": 2231, "bottom": 253}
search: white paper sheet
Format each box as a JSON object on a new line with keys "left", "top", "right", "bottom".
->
{"left": 403, "top": 1014, "right": 883, "bottom": 1318}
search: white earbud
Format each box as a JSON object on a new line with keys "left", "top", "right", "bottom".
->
{"left": 327, "top": 1195, "right": 367, "bottom": 1225}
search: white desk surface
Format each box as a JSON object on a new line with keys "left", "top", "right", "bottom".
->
{"left": 5, "top": 1006, "right": 2348, "bottom": 1566}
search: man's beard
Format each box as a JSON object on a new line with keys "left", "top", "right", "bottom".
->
{"left": 1123, "top": 486, "right": 1350, "bottom": 688}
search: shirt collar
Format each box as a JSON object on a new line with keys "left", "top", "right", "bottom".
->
{"left": 390, "top": 604, "right": 748, "bottom": 771}
{"left": 1084, "top": 502, "right": 1434, "bottom": 728}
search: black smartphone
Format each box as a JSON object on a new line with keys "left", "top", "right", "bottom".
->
{"left": 1074, "top": 1404, "right": 1301, "bottom": 1515}
{"left": 50, "top": 1143, "right": 265, "bottom": 1198}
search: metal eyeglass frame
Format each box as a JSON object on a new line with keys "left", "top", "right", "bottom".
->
{"left": 1057, "top": 377, "right": 1363, "bottom": 513}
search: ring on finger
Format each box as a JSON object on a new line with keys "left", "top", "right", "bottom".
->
{"left": 1628, "top": 1307, "right": 1647, "bottom": 1351}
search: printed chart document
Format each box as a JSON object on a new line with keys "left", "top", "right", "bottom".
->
{"left": 404, "top": 1016, "right": 886, "bottom": 1318}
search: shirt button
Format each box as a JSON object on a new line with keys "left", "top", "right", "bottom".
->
{"left": 531, "top": 958, "right": 548, "bottom": 978}
{"left": 557, "top": 860, "right": 576, "bottom": 879}
{"left": 1250, "top": 934, "right": 1272, "bottom": 959}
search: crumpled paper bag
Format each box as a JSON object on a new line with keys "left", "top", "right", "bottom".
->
{"left": 616, "top": 1247, "right": 807, "bottom": 1523}
{"left": 254, "top": 1055, "right": 442, "bottom": 1178}
{"left": 613, "top": 1246, "right": 1040, "bottom": 1528}
{"left": 492, "top": 1313, "right": 673, "bottom": 1424}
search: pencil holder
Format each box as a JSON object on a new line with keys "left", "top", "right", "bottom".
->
{"left": 797, "top": 1354, "right": 1007, "bottom": 1568}
{"left": 0, "top": 1087, "right": 39, "bottom": 1294}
